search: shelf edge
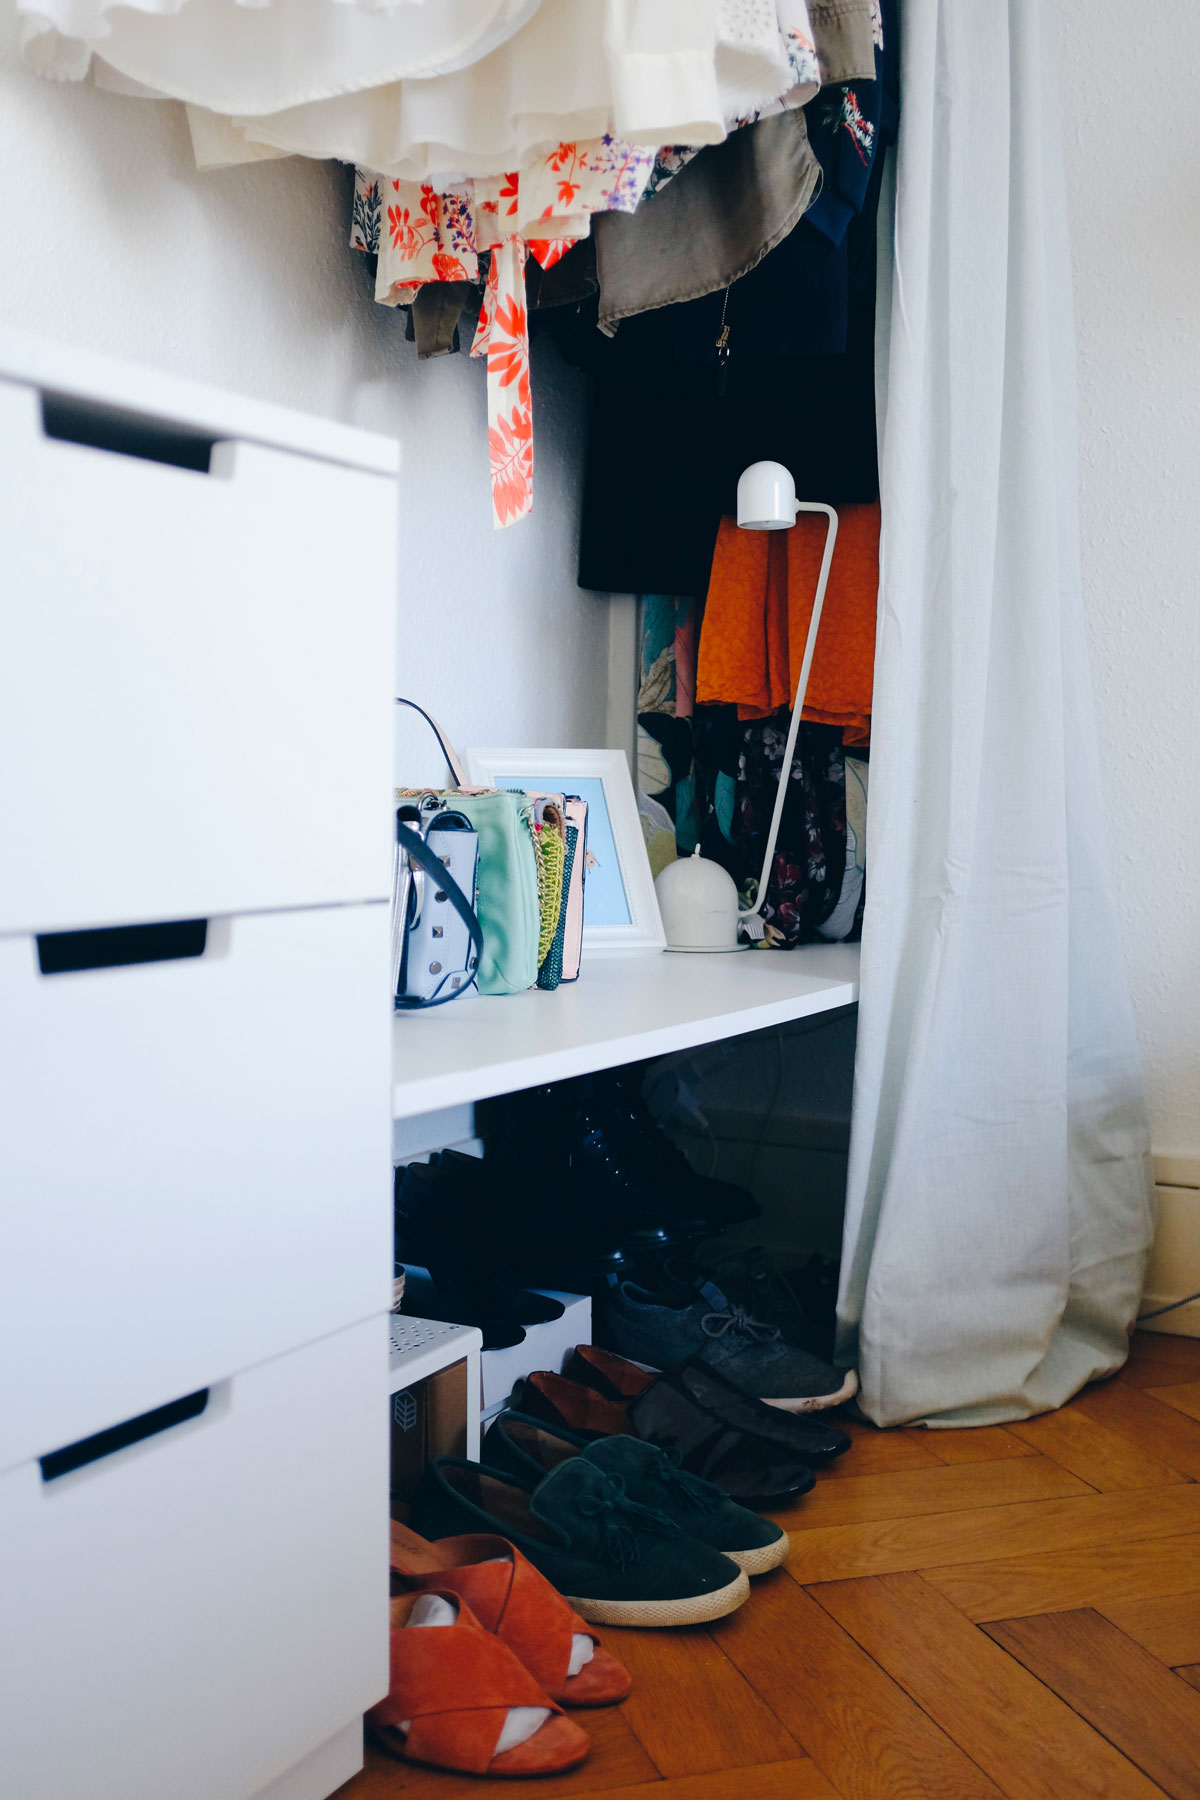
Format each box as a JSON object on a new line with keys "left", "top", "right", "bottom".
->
{"left": 391, "top": 973, "right": 858, "bottom": 1120}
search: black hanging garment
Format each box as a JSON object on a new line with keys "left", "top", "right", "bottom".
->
{"left": 574, "top": 0, "right": 898, "bottom": 597}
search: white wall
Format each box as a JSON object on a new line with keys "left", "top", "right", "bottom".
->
{"left": 0, "top": 22, "right": 629, "bottom": 787}
{"left": 1062, "top": 0, "right": 1200, "bottom": 1159}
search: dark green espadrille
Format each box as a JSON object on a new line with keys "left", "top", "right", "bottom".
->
{"left": 410, "top": 1455, "right": 750, "bottom": 1627}
{"left": 484, "top": 1412, "right": 790, "bottom": 1576}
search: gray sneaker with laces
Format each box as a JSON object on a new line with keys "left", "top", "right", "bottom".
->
{"left": 599, "top": 1279, "right": 858, "bottom": 1412}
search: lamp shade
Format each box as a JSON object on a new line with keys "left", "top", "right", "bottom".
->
{"left": 655, "top": 847, "right": 741, "bottom": 952}
{"left": 736, "top": 459, "right": 797, "bottom": 530}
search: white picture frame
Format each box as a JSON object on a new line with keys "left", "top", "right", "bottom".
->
{"left": 463, "top": 747, "right": 666, "bottom": 955}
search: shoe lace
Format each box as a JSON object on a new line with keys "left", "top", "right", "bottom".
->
{"left": 576, "top": 1475, "right": 680, "bottom": 1570}
{"left": 700, "top": 1303, "right": 781, "bottom": 1344}
{"left": 651, "top": 1448, "right": 720, "bottom": 1514}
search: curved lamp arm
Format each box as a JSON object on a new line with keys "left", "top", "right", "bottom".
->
{"left": 738, "top": 500, "right": 839, "bottom": 932}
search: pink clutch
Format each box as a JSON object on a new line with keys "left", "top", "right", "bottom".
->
{"left": 559, "top": 796, "right": 588, "bottom": 983}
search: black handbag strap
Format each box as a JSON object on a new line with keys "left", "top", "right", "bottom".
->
{"left": 394, "top": 816, "right": 483, "bottom": 1009}
{"left": 394, "top": 697, "right": 468, "bottom": 789}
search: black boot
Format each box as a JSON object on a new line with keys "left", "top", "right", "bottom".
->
{"left": 602, "top": 1067, "right": 761, "bottom": 1226}
{"left": 487, "top": 1078, "right": 716, "bottom": 1240}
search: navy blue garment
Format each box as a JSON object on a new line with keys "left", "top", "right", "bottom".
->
{"left": 804, "top": 0, "right": 897, "bottom": 246}
{"left": 668, "top": 219, "right": 849, "bottom": 363}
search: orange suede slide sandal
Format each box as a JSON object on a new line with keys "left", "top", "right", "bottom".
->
{"left": 390, "top": 1520, "right": 632, "bottom": 1707}
{"left": 367, "top": 1590, "right": 591, "bottom": 1778}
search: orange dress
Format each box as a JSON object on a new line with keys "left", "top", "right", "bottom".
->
{"left": 696, "top": 501, "right": 879, "bottom": 747}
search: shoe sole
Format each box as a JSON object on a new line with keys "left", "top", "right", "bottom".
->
{"left": 566, "top": 1568, "right": 750, "bottom": 1628}
{"left": 723, "top": 1531, "right": 790, "bottom": 1576}
{"left": 762, "top": 1368, "right": 859, "bottom": 1412}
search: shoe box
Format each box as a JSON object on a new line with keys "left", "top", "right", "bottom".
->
{"left": 390, "top": 1360, "right": 474, "bottom": 1505}
{"left": 392, "top": 1270, "right": 590, "bottom": 1428}
{"left": 481, "top": 1291, "right": 593, "bottom": 1423}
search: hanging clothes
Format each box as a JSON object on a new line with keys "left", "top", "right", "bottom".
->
{"left": 636, "top": 595, "right": 698, "bottom": 719}
{"left": 593, "top": 109, "right": 821, "bottom": 330}
{"left": 405, "top": 283, "right": 482, "bottom": 363}
{"left": 803, "top": 0, "right": 892, "bottom": 244}
{"left": 471, "top": 234, "right": 534, "bottom": 527}
{"left": 603, "top": 0, "right": 880, "bottom": 318}
{"left": 817, "top": 749, "right": 868, "bottom": 941}
{"left": 354, "top": 179, "right": 481, "bottom": 291}
{"left": 661, "top": 703, "right": 849, "bottom": 941}
{"left": 575, "top": 0, "right": 894, "bottom": 590}
{"left": 17, "top": 0, "right": 544, "bottom": 94}
{"left": 31, "top": 0, "right": 802, "bottom": 182}
{"left": 811, "top": 0, "right": 879, "bottom": 84}
{"left": 209, "top": 1, "right": 698, "bottom": 180}
{"left": 575, "top": 158, "right": 885, "bottom": 591}
{"left": 356, "top": 140, "right": 656, "bottom": 304}
{"left": 732, "top": 716, "right": 847, "bottom": 943}
{"left": 641, "top": 0, "right": 871, "bottom": 202}
{"left": 696, "top": 501, "right": 879, "bottom": 745}
{"left": 353, "top": 139, "right": 655, "bottom": 527}
{"left": 214, "top": 0, "right": 791, "bottom": 178}
{"left": 636, "top": 596, "right": 701, "bottom": 854}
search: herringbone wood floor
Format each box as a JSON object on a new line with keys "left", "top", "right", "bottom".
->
{"left": 338, "top": 1330, "right": 1200, "bottom": 1800}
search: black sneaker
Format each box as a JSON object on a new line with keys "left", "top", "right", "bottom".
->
{"left": 660, "top": 1248, "right": 834, "bottom": 1359}
{"left": 599, "top": 1278, "right": 858, "bottom": 1412}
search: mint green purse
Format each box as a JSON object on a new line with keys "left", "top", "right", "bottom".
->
{"left": 450, "top": 791, "right": 540, "bottom": 996}
{"left": 395, "top": 700, "right": 540, "bottom": 998}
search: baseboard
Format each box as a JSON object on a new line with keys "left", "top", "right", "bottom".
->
{"left": 1153, "top": 1153, "right": 1200, "bottom": 1191}
{"left": 1141, "top": 1172, "right": 1200, "bottom": 1340}
{"left": 1140, "top": 1294, "right": 1200, "bottom": 1339}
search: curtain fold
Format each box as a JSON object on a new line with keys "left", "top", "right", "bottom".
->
{"left": 838, "top": 0, "right": 1155, "bottom": 1426}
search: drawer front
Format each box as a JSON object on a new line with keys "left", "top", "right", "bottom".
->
{"left": 0, "top": 1320, "right": 388, "bottom": 1800}
{"left": 0, "top": 380, "right": 395, "bottom": 935}
{"left": 0, "top": 904, "right": 391, "bottom": 1473}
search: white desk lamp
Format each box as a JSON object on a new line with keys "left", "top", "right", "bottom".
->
{"left": 736, "top": 460, "right": 839, "bottom": 938}
{"left": 655, "top": 459, "right": 839, "bottom": 950}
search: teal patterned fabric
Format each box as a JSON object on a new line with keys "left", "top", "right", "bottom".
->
{"left": 537, "top": 824, "right": 578, "bottom": 992}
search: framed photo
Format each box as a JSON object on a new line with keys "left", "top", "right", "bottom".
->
{"left": 464, "top": 747, "right": 666, "bottom": 955}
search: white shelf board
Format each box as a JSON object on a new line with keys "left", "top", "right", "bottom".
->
{"left": 388, "top": 1314, "right": 482, "bottom": 1394}
{"left": 392, "top": 941, "right": 859, "bottom": 1120}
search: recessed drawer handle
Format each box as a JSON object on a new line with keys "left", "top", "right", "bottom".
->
{"left": 37, "top": 918, "right": 208, "bottom": 975}
{"left": 41, "top": 392, "right": 215, "bottom": 473}
{"left": 40, "top": 1390, "right": 210, "bottom": 1482}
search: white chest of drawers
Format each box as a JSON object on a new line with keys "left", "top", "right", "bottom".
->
{"left": 0, "top": 332, "right": 398, "bottom": 1800}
